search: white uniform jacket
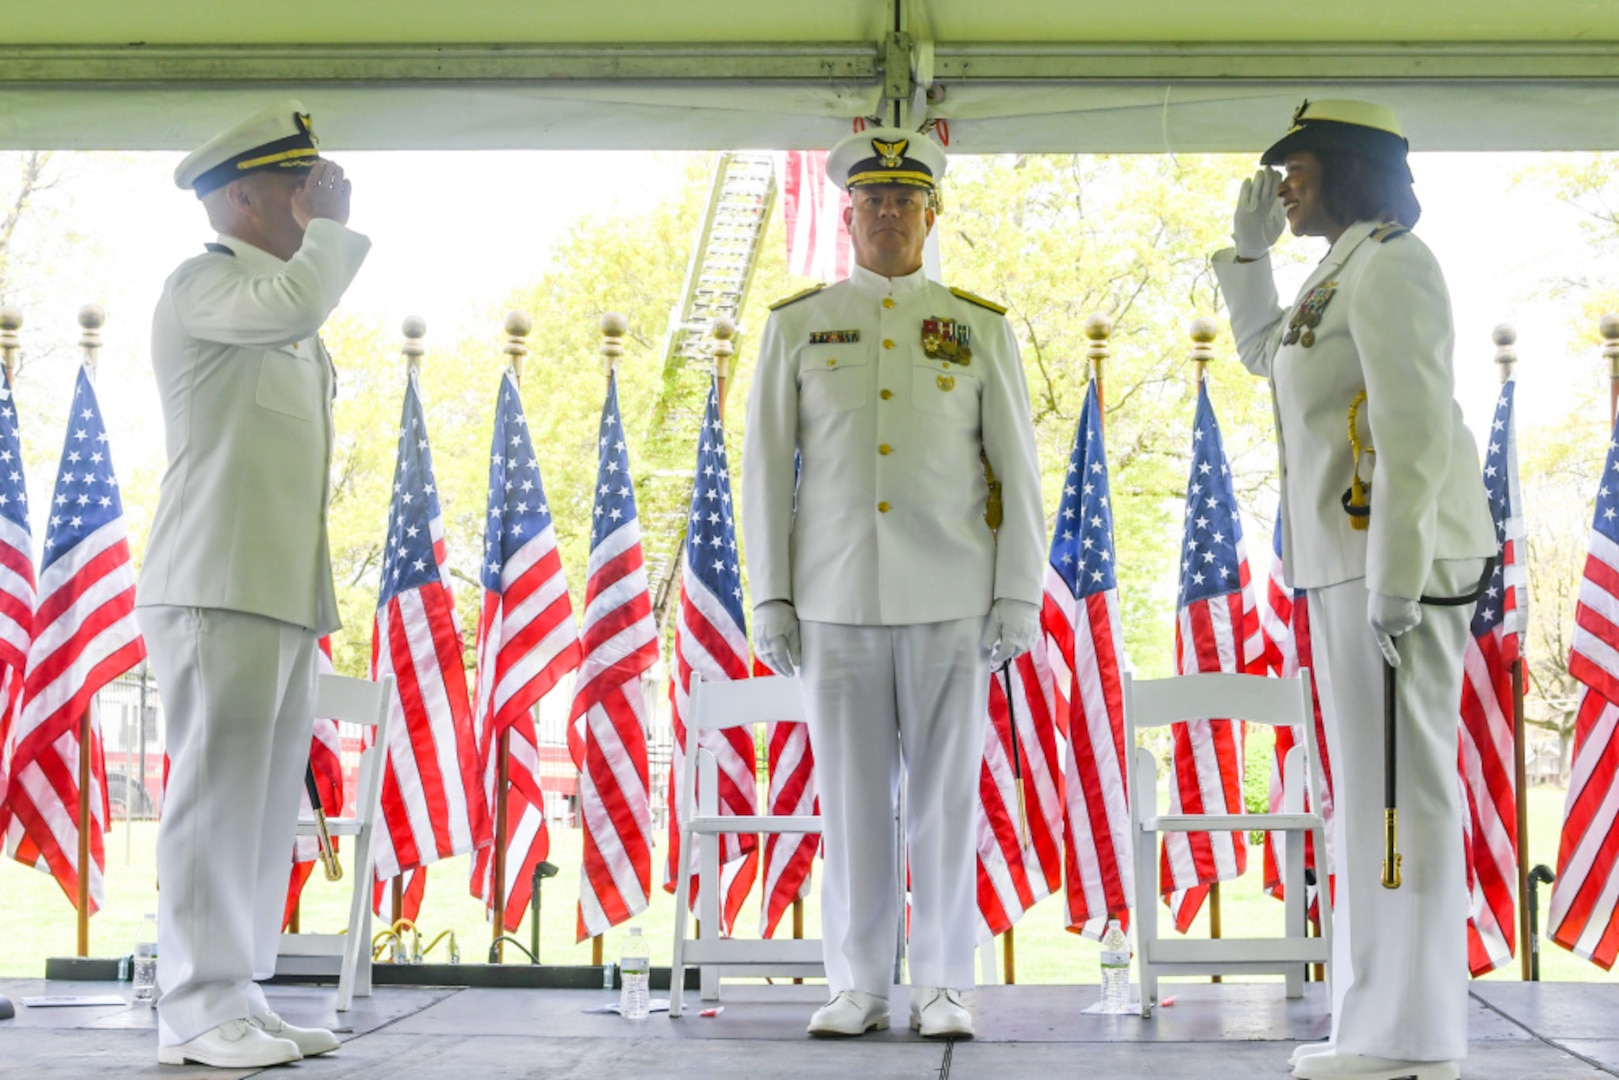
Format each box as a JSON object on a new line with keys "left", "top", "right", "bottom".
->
{"left": 742, "top": 263, "right": 1043, "bottom": 625}
{"left": 137, "top": 219, "right": 371, "bottom": 635}
{"left": 1213, "top": 221, "right": 1494, "bottom": 600}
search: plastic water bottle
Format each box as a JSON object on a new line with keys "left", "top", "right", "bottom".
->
{"left": 618, "top": 926, "right": 650, "bottom": 1019}
{"left": 132, "top": 912, "right": 158, "bottom": 1004}
{"left": 1099, "top": 918, "right": 1131, "bottom": 1013}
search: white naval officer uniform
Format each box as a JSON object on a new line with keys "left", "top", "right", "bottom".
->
{"left": 138, "top": 218, "right": 370, "bottom": 1048}
{"left": 1214, "top": 220, "right": 1494, "bottom": 1062}
{"left": 741, "top": 263, "right": 1043, "bottom": 995}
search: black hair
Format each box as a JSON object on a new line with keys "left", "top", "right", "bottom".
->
{"left": 1316, "top": 147, "right": 1421, "bottom": 229}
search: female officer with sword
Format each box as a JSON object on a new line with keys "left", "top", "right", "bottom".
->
{"left": 1211, "top": 100, "right": 1495, "bottom": 1080}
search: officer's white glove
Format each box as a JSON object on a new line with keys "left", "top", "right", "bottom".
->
{"left": 1232, "top": 168, "right": 1287, "bottom": 259}
{"left": 1368, "top": 592, "right": 1422, "bottom": 669}
{"left": 979, "top": 598, "right": 1041, "bottom": 667}
{"left": 753, "top": 600, "right": 802, "bottom": 676}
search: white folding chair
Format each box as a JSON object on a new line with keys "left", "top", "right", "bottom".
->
{"left": 1125, "top": 670, "right": 1332, "bottom": 1017}
{"left": 669, "top": 673, "right": 823, "bottom": 1018}
{"left": 275, "top": 673, "right": 395, "bottom": 1012}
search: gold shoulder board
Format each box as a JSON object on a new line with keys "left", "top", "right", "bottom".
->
{"left": 769, "top": 283, "right": 826, "bottom": 311}
{"left": 949, "top": 286, "right": 1008, "bottom": 315}
{"left": 1370, "top": 222, "right": 1410, "bottom": 244}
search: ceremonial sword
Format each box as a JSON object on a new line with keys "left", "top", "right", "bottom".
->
{"left": 305, "top": 764, "right": 343, "bottom": 881}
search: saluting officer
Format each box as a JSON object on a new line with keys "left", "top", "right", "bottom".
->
{"left": 138, "top": 101, "right": 370, "bottom": 1069}
{"left": 742, "top": 128, "right": 1043, "bottom": 1040}
{"left": 1212, "top": 100, "right": 1494, "bottom": 1080}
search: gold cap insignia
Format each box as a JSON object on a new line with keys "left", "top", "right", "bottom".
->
{"left": 872, "top": 138, "right": 908, "bottom": 169}
{"left": 296, "top": 111, "right": 318, "bottom": 147}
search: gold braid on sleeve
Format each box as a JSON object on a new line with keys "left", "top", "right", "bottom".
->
{"left": 1341, "top": 390, "right": 1372, "bottom": 530}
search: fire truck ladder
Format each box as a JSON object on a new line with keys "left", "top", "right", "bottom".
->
{"left": 641, "top": 152, "right": 777, "bottom": 629}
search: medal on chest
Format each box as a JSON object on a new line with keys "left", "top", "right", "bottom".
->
{"left": 809, "top": 329, "right": 860, "bottom": 345}
{"left": 922, "top": 318, "right": 972, "bottom": 366}
{"left": 1282, "top": 281, "right": 1337, "bottom": 348}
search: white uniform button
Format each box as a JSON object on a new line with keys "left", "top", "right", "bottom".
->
{"left": 879, "top": 444, "right": 892, "bottom": 455}
{"left": 882, "top": 298, "right": 895, "bottom": 309}
{"left": 880, "top": 389, "right": 893, "bottom": 400}
{"left": 883, "top": 339, "right": 895, "bottom": 349}
{"left": 878, "top": 501, "right": 891, "bottom": 513}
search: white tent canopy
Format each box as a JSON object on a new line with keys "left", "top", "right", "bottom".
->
{"left": 4, "top": 0, "right": 1619, "bottom": 152}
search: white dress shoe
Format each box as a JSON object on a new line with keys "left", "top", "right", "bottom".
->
{"left": 909, "top": 987, "right": 974, "bottom": 1039}
{"left": 807, "top": 990, "right": 891, "bottom": 1036}
{"left": 1293, "top": 1050, "right": 1459, "bottom": 1080}
{"left": 251, "top": 1009, "right": 341, "bottom": 1056}
{"left": 157, "top": 1018, "right": 303, "bottom": 1067}
{"left": 1290, "top": 1041, "right": 1334, "bottom": 1067}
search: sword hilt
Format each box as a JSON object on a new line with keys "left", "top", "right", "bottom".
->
{"left": 1380, "top": 807, "right": 1402, "bottom": 889}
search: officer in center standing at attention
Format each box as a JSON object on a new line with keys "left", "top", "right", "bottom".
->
{"left": 742, "top": 127, "right": 1044, "bottom": 1040}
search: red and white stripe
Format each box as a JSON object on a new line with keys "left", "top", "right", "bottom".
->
{"left": 470, "top": 525, "right": 581, "bottom": 932}
{"left": 1258, "top": 570, "right": 1336, "bottom": 916}
{"left": 0, "top": 511, "right": 34, "bottom": 841}
{"left": 666, "top": 559, "right": 757, "bottom": 936}
{"left": 1163, "top": 555, "right": 1256, "bottom": 932}
{"left": 976, "top": 641, "right": 1066, "bottom": 941}
{"left": 6, "top": 514, "right": 143, "bottom": 911}
{"left": 1550, "top": 510, "right": 1619, "bottom": 968}
{"left": 1459, "top": 614, "right": 1519, "bottom": 974}
{"left": 760, "top": 663, "right": 817, "bottom": 937}
{"left": 570, "top": 519, "right": 658, "bottom": 941}
{"left": 780, "top": 150, "right": 853, "bottom": 283}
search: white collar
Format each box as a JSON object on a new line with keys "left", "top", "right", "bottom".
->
{"left": 214, "top": 233, "right": 288, "bottom": 274}
{"left": 849, "top": 261, "right": 929, "bottom": 296}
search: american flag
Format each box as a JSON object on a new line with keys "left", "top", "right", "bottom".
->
{"left": 666, "top": 379, "right": 757, "bottom": 935}
{"left": 1258, "top": 514, "right": 1335, "bottom": 915}
{"left": 570, "top": 371, "right": 657, "bottom": 941}
{"left": 976, "top": 644, "right": 1066, "bottom": 941}
{"left": 1458, "top": 378, "right": 1525, "bottom": 975}
{"left": 760, "top": 653, "right": 817, "bottom": 938}
{"left": 1047, "top": 381, "right": 1134, "bottom": 940}
{"left": 470, "top": 370, "right": 581, "bottom": 933}
{"left": 283, "top": 637, "right": 343, "bottom": 928}
{"left": 4, "top": 365, "right": 143, "bottom": 912}
{"left": 0, "top": 363, "right": 34, "bottom": 847}
{"left": 1164, "top": 380, "right": 1257, "bottom": 932}
{"left": 370, "top": 371, "right": 491, "bottom": 890}
{"left": 781, "top": 150, "right": 853, "bottom": 283}
{"left": 1550, "top": 404, "right": 1619, "bottom": 967}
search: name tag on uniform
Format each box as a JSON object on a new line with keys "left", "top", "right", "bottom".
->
{"left": 810, "top": 330, "right": 860, "bottom": 344}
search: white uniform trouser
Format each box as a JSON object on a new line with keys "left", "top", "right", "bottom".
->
{"left": 1308, "top": 559, "right": 1480, "bottom": 1063}
{"left": 140, "top": 605, "right": 318, "bottom": 1047}
{"left": 799, "top": 617, "right": 989, "bottom": 996}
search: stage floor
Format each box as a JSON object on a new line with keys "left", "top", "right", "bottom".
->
{"left": 2, "top": 978, "right": 1616, "bottom": 1078}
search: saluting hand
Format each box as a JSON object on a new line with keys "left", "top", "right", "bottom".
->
{"left": 1232, "top": 168, "right": 1286, "bottom": 259}
{"left": 293, "top": 161, "right": 352, "bottom": 228}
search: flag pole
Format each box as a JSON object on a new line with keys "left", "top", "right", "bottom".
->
{"left": 488, "top": 312, "right": 532, "bottom": 963}
{"left": 1085, "top": 314, "right": 1112, "bottom": 420}
{"left": 75, "top": 304, "right": 104, "bottom": 955}
{"left": 712, "top": 316, "right": 735, "bottom": 422}
{"left": 591, "top": 312, "right": 629, "bottom": 971}
{"left": 1495, "top": 324, "right": 1533, "bottom": 982}
{"left": 1188, "top": 317, "right": 1226, "bottom": 971}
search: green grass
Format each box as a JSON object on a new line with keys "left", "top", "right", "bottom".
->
{"left": 1, "top": 785, "right": 1612, "bottom": 985}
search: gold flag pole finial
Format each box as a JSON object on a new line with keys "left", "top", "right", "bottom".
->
{"left": 402, "top": 315, "right": 426, "bottom": 378}
{"left": 0, "top": 307, "right": 21, "bottom": 384}
{"left": 1084, "top": 313, "right": 1112, "bottom": 414}
{"left": 1493, "top": 323, "right": 1517, "bottom": 386}
{"left": 1189, "top": 316, "right": 1218, "bottom": 384}
{"left": 600, "top": 312, "right": 628, "bottom": 377}
{"left": 504, "top": 311, "right": 532, "bottom": 386}
{"left": 712, "top": 316, "right": 736, "bottom": 419}
{"left": 78, "top": 304, "right": 105, "bottom": 378}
